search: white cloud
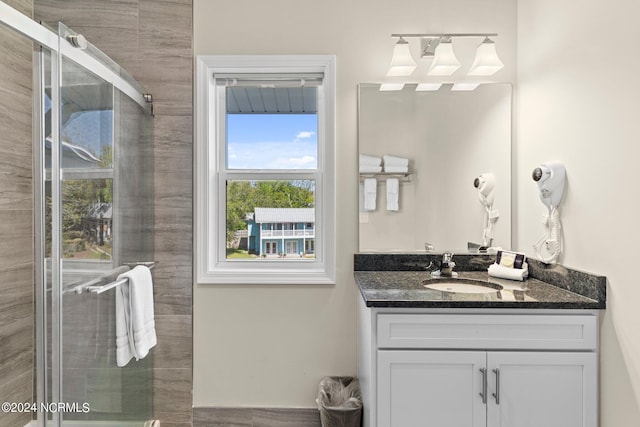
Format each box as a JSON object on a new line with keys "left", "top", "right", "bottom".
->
{"left": 286, "top": 155, "right": 316, "bottom": 166}
{"left": 295, "top": 131, "right": 315, "bottom": 139}
{"left": 227, "top": 140, "right": 317, "bottom": 169}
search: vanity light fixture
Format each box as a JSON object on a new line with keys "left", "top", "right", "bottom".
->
{"left": 385, "top": 33, "right": 502, "bottom": 77}
{"left": 427, "top": 37, "right": 461, "bottom": 76}
{"left": 386, "top": 36, "right": 417, "bottom": 76}
{"left": 468, "top": 37, "right": 504, "bottom": 76}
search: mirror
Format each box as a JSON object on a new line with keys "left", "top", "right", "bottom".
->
{"left": 358, "top": 83, "right": 512, "bottom": 252}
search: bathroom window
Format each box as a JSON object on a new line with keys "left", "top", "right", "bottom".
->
{"left": 195, "top": 56, "right": 336, "bottom": 284}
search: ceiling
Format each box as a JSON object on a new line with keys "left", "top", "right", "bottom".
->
{"left": 226, "top": 87, "right": 317, "bottom": 114}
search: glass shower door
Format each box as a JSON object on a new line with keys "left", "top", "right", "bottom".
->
{"left": 41, "top": 23, "right": 154, "bottom": 427}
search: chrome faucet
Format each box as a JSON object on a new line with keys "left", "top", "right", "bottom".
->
{"left": 431, "top": 251, "right": 457, "bottom": 277}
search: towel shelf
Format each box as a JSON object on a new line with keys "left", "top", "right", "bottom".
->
{"left": 359, "top": 172, "right": 412, "bottom": 182}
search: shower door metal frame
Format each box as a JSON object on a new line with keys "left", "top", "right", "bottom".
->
{"left": 33, "top": 44, "right": 52, "bottom": 427}
{"left": 0, "top": 1, "right": 150, "bottom": 112}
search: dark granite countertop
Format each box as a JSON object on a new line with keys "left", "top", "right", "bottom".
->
{"left": 354, "top": 253, "right": 606, "bottom": 309}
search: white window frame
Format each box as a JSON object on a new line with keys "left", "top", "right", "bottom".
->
{"left": 195, "top": 55, "right": 336, "bottom": 284}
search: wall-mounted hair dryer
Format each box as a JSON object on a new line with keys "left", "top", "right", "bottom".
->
{"left": 474, "top": 173, "right": 499, "bottom": 247}
{"left": 532, "top": 161, "right": 566, "bottom": 264}
{"left": 474, "top": 173, "right": 495, "bottom": 206}
{"left": 532, "top": 161, "right": 566, "bottom": 208}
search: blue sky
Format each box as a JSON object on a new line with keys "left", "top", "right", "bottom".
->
{"left": 227, "top": 114, "right": 318, "bottom": 169}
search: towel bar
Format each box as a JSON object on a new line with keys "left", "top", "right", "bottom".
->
{"left": 359, "top": 172, "right": 412, "bottom": 182}
{"left": 86, "top": 276, "right": 130, "bottom": 294}
{"left": 86, "top": 262, "right": 156, "bottom": 294}
{"left": 62, "top": 262, "right": 157, "bottom": 295}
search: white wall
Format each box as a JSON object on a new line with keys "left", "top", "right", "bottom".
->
{"left": 516, "top": 0, "right": 640, "bottom": 425}
{"left": 193, "top": 0, "right": 516, "bottom": 407}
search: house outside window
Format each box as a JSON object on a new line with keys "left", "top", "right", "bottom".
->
{"left": 195, "top": 56, "right": 336, "bottom": 284}
{"left": 247, "top": 207, "right": 315, "bottom": 257}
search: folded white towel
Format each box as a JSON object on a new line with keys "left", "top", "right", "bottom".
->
{"left": 384, "top": 165, "right": 409, "bottom": 174}
{"left": 488, "top": 262, "right": 529, "bottom": 281}
{"left": 383, "top": 155, "right": 409, "bottom": 167}
{"left": 359, "top": 154, "right": 382, "bottom": 166}
{"left": 359, "top": 165, "right": 383, "bottom": 173}
{"left": 386, "top": 178, "right": 399, "bottom": 211}
{"left": 363, "top": 178, "right": 377, "bottom": 211}
{"left": 116, "top": 266, "right": 157, "bottom": 367}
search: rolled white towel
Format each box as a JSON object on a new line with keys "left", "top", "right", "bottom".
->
{"left": 359, "top": 154, "right": 382, "bottom": 166}
{"left": 359, "top": 165, "right": 383, "bottom": 173}
{"left": 488, "top": 262, "right": 529, "bottom": 281}
{"left": 383, "top": 155, "right": 409, "bottom": 167}
{"left": 384, "top": 165, "right": 409, "bottom": 174}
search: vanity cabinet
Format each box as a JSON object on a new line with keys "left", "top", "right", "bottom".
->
{"left": 377, "top": 350, "right": 486, "bottom": 427}
{"left": 358, "top": 301, "right": 599, "bottom": 427}
{"left": 377, "top": 350, "right": 596, "bottom": 427}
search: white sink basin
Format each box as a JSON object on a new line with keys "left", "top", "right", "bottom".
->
{"left": 423, "top": 279, "right": 503, "bottom": 294}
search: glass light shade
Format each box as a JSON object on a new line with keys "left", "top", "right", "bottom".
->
{"left": 379, "top": 83, "right": 405, "bottom": 91}
{"left": 386, "top": 39, "right": 417, "bottom": 77}
{"left": 427, "top": 41, "right": 461, "bottom": 76}
{"left": 468, "top": 39, "right": 504, "bottom": 76}
{"left": 415, "top": 83, "right": 443, "bottom": 91}
{"left": 451, "top": 83, "right": 480, "bottom": 91}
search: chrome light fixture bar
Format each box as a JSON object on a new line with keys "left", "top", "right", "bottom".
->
{"left": 387, "top": 33, "right": 502, "bottom": 77}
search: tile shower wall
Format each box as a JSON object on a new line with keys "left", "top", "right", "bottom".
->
{"left": 35, "top": 2, "right": 194, "bottom": 426}
{"left": 0, "top": 1, "right": 34, "bottom": 427}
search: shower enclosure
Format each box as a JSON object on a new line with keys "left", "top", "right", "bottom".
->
{"left": 0, "top": 3, "right": 154, "bottom": 426}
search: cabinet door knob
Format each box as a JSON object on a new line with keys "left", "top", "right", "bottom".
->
{"left": 492, "top": 368, "right": 501, "bottom": 405}
{"left": 479, "top": 368, "right": 488, "bottom": 404}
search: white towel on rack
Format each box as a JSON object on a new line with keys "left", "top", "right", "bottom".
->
{"left": 363, "top": 178, "right": 377, "bottom": 211}
{"left": 383, "top": 155, "right": 409, "bottom": 167}
{"left": 359, "top": 165, "right": 383, "bottom": 173}
{"left": 116, "top": 265, "right": 157, "bottom": 367}
{"left": 359, "top": 154, "right": 382, "bottom": 166}
{"left": 386, "top": 178, "right": 399, "bottom": 211}
{"left": 383, "top": 165, "right": 409, "bottom": 174}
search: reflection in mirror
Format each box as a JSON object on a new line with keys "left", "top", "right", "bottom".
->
{"left": 358, "top": 83, "right": 512, "bottom": 252}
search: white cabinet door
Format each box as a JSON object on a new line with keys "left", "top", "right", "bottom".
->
{"left": 378, "top": 350, "right": 487, "bottom": 427}
{"left": 487, "top": 352, "right": 597, "bottom": 427}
